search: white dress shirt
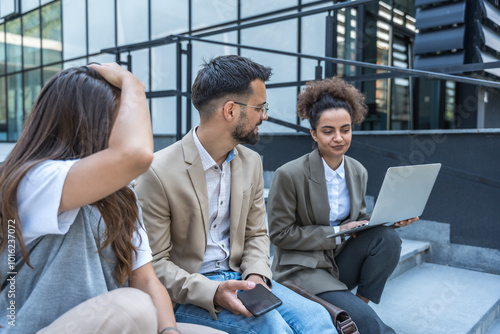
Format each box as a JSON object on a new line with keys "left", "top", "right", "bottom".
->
{"left": 323, "top": 157, "right": 351, "bottom": 244}
{"left": 193, "top": 128, "right": 234, "bottom": 274}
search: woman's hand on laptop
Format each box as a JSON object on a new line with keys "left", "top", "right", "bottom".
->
{"left": 394, "top": 216, "right": 419, "bottom": 227}
{"left": 340, "top": 220, "right": 369, "bottom": 238}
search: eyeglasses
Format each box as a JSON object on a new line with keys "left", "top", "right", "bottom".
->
{"left": 234, "top": 101, "right": 269, "bottom": 118}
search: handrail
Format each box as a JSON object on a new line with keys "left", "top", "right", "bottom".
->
{"left": 169, "top": 34, "right": 500, "bottom": 89}
{"left": 98, "top": 0, "right": 500, "bottom": 191}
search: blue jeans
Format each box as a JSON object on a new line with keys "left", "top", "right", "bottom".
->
{"left": 174, "top": 271, "right": 337, "bottom": 334}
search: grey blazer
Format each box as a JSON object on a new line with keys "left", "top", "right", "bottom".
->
{"left": 268, "top": 149, "right": 370, "bottom": 294}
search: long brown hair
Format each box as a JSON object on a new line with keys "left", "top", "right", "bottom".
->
{"left": 0, "top": 66, "right": 139, "bottom": 285}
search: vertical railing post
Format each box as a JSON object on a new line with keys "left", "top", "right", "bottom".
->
{"left": 176, "top": 40, "right": 182, "bottom": 141}
{"left": 186, "top": 42, "right": 193, "bottom": 132}
{"left": 126, "top": 53, "right": 132, "bottom": 72}
{"left": 325, "top": 10, "right": 337, "bottom": 78}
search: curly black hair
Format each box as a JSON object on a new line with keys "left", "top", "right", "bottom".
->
{"left": 297, "top": 77, "right": 367, "bottom": 130}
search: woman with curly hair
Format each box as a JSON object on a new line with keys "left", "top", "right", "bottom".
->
{"left": 0, "top": 63, "right": 224, "bottom": 334}
{"left": 267, "top": 77, "right": 418, "bottom": 333}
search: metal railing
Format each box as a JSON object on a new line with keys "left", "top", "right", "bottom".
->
{"left": 101, "top": 0, "right": 500, "bottom": 140}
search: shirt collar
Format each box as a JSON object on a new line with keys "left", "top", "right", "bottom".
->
{"left": 193, "top": 127, "right": 235, "bottom": 172}
{"left": 322, "top": 156, "right": 345, "bottom": 182}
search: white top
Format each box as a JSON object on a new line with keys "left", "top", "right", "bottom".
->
{"left": 193, "top": 127, "right": 233, "bottom": 274}
{"left": 322, "top": 157, "right": 351, "bottom": 226}
{"left": 17, "top": 159, "right": 152, "bottom": 271}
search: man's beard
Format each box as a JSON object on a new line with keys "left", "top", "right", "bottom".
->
{"left": 231, "top": 110, "right": 261, "bottom": 145}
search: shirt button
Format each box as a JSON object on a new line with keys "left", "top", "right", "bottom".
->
{"left": 220, "top": 201, "right": 223, "bottom": 205}
{"left": 213, "top": 224, "right": 217, "bottom": 228}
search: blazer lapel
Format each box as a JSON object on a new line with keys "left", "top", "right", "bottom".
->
{"left": 308, "top": 149, "right": 330, "bottom": 225}
{"left": 345, "top": 157, "right": 361, "bottom": 221}
{"left": 183, "top": 129, "right": 210, "bottom": 234}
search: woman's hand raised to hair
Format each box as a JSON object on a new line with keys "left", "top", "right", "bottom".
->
{"left": 58, "top": 63, "right": 153, "bottom": 214}
{"left": 88, "top": 62, "right": 143, "bottom": 90}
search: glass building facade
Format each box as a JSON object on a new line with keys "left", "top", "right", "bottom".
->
{"left": 1, "top": 0, "right": 490, "bottom": 143}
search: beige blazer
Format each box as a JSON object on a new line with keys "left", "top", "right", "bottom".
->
{"left": 268, "top": 149, "right": 370, "bottom": 295}
{"left": 136, "top": 128, "right": 271, "bottom": 319}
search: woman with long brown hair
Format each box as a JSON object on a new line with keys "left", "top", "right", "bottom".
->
{"left": 0, "top": 63, "right": 224, "bottom": 334}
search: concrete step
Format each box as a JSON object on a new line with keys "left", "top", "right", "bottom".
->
{"left": 391, "top": 239, "right": 430, "bottom": 279}
{"left": 371, "top": 263, "right": 500, "bottom": 334}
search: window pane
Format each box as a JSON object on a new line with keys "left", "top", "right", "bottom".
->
{"left": 301, "top": 12, "right": 325, "bottom": 80}
{"left": 191, "top": 0, "right": 236, "bottom": 30}
{"left": 43, "top": 63, "right": 61, "bottom": 85}
{"left": 117, "top": 0, "right": 148, "bottom": 45}
{"left": 0, "top": 23, "right": 5, "bottom": 75}
{"left": 88, "top": 0, "right": 115, "bottom": 54}
{"left": 131, "top": 49, "right": 150, "bottom": 91}
{"left": 241, "top": 0, "right": 294, "bottom": 18}
{"left": 191, "top": 32, "right": 238, "bottom": 83}
{"left": 258, "top": 87, "right": 297, "bottom": 134}
{"left": 390, "top": 37, "right": 410, "bottom": 130}
{"left": 1, "top": 0, "right": 18, "bottom": 18}
{"left": 7, "top": 74, "right": 23, "bottom": 141}
{"left": 151, "top": 97, "right": 176, "bottom": 135}
{"left": 21, "top": 0, "right": 39, "bottom": 14}
{"left": 241, "top": 20, "right": 298, "bottom": 83}
{"left": 88, "top": 53, "right": 115, "bottom": 65}
{"left": 63, "top": 58, "right": 86, "bottom": 69}
{"left": 62, "top": 0, "right": 86, "bottom": 60}
{"left": 151, "top": 44, "right": 176, "bottom": 91}
{"left": 6, "top": 17, "right": 21, "bottom": 73}
{"left": 23, "top": 9, "right": 41, "bottom": 69}
{"left": 24, "top": 69, "right": 41, "bottom": 118}
{"left": 42, "top": 1, "right": 62, "bottom": 65}
{"left": 151, "top": 0, "right": 188, "bottom": 39}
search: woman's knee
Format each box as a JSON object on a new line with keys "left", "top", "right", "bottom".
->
{"left": 373, "top": 227, "right": 401, "bottom": 253}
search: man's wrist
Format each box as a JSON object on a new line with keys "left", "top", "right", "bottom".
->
{"left": 248, "top": 273, "right": 271, "bottom": 286}
{"left": 261, "top": 275, "right": 271, "bottom": 286}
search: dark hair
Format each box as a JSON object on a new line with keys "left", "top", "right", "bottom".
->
{"left": 297, "top": 77, "right": 367, "bottom": 130}
{"left": 191, "top": 55, "right": 272, "bottom": 120}
{"left": 0, "top": 66, "right": 140, "bottom": 285}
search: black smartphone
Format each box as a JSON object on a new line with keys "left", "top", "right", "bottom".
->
{"left": 237, "top": 284, "right": 283, "bottom": 317}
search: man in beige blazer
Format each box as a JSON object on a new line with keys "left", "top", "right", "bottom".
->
{"left": 136, "top": 55, "right": 336, "bottom": 334}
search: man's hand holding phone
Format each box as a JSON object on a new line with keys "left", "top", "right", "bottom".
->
{"left": 214, "top": 280, "right": 256, "bottom": 317}
{"left": 237, "top": 284, "right": 282, "bottom": 317}
{"left": 214, "top": 277, "right": 282, "bottom": 317}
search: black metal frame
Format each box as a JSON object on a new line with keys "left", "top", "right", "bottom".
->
{"left": 2, "top": 0, "right": 500, "bottom": 142}
{"left": 100, "top": 0, "right": 500, "bottom": 139}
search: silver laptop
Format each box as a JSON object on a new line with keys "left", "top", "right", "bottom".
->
{"left": 327, "top": 163, "right": 441, "bottom": 239}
